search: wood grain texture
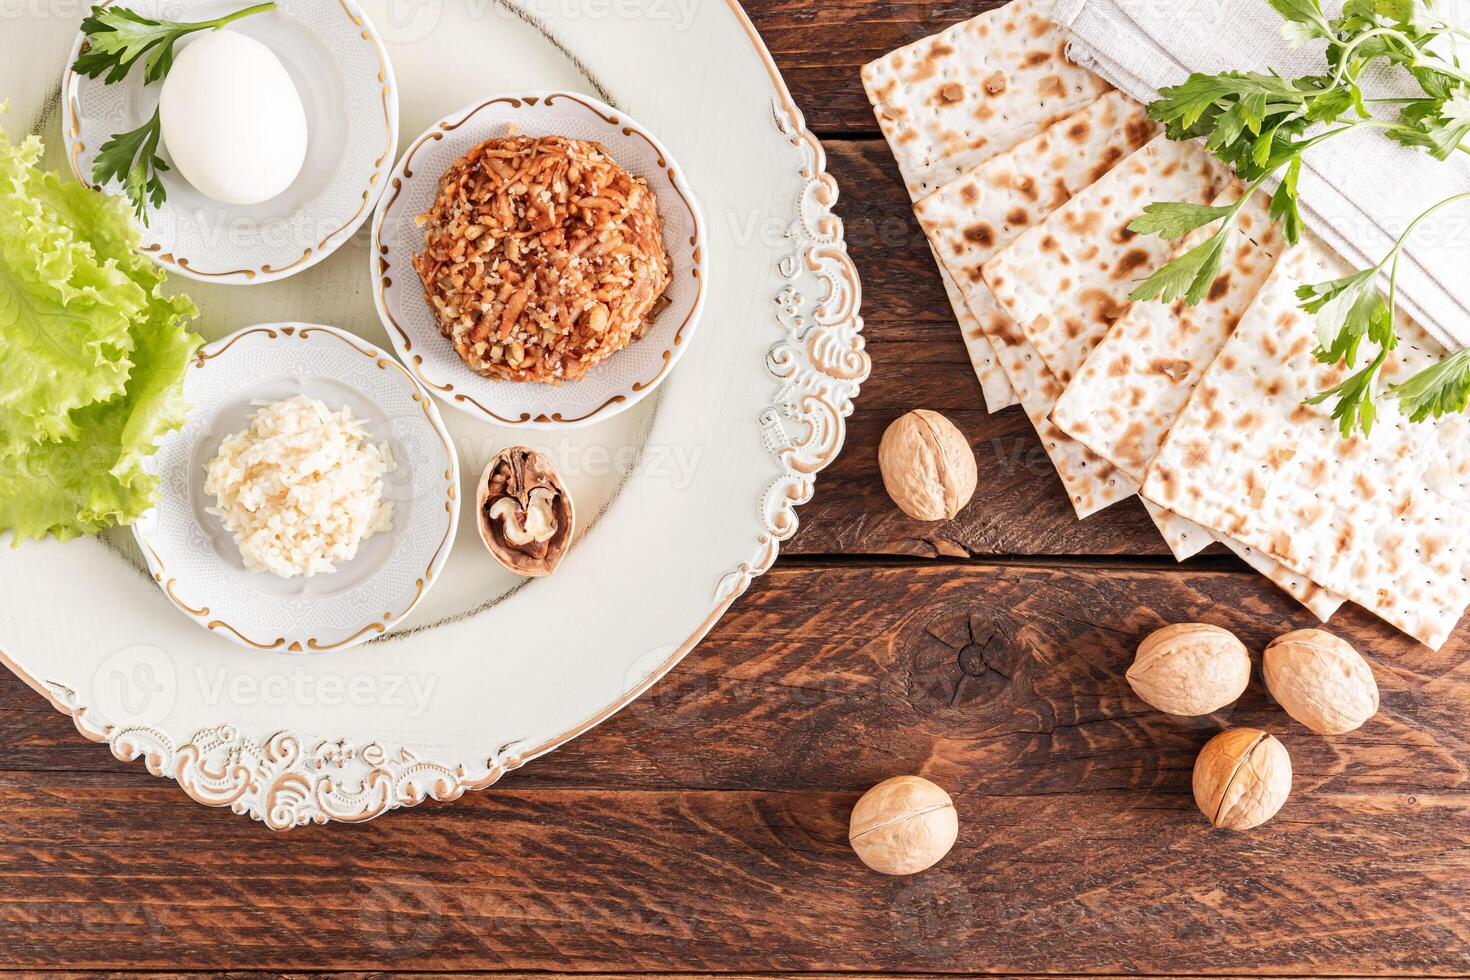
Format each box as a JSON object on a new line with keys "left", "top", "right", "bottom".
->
{"left": 2, "top": 565, "right": 1467, "bottom": 972}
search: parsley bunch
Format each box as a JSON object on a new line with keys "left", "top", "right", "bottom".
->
{"left": 1127, "top": 0, "right": 1470, "bottom": 436}
{"left": 73, "top": 2, "right": 277, "bottom": 223}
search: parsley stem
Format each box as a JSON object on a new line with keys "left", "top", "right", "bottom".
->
{"left": 1381, "top": 190, "right": 1470, "bottom": 325}
{"left": 1320, "top": 190, "right": 1470, "bottom": 421}
{"left": 1330, "top": 24, "right": 1470, "bottom": 88}
{"left": 179, "top": 2, "right": 276, "bottom": 31}
{"left": 1382, "top": 190, "right": 1470, "bottom": 266}
{"left": 1327, "top": 28, "right": 1402, "bottom": 90}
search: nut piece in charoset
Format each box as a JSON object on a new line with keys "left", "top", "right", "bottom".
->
{"left": 476, "top": 447, "right": 575, "bottom": 577}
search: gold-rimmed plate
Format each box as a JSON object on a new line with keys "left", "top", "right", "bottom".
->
{"left": 371, "top": 89, "right": 709, "bottom": 429}
{"left": 63, "top": 0, "right": 398, "bottom": 285}
{"left": 132, "top": 323, "right": 460, "bottom": 652}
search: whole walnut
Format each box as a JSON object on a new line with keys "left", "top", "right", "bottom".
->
{"left": 849, "top": 775, "right": 958, "bottom": 875}
{"left": 1126, "top": 623, "right": 1251, "bottom": 716}
{"left": 1193, "top": 728, "right": 1292, "bottom": 830}
{"left": 878, "top": 410, "right": 977, "bottom": 521}
{"left": 1264, "top": 629, "right": 1379, "bottom": 735}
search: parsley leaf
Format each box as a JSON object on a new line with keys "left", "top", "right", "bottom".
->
{"left": 1270, "top": 0, "right": 1340, "bottom": 42}
{"left": 74, "top": 4, "right": 276, "bottom": 85}
{"left": 1127, "top": 202, "right": 1235, "bottom": 240}
{"left": 70, "top": 2, "right": 276, "bottom": 219}
{"left": 1136, "top": 0, "right": 1470, "bottom": 436}
{"left": 1128, "top": 230, "right": 1230, "bottom": 306}
{"left": 1268, "top": 0, "right": 1334, "bottom": 46}
{"left": 1389, "top": 94, "right": 1470, "bottom": 158}
{"left": 1390, "top": 348, "right": 1470, "bottom": 422}
{"left": 1297, "top": 268, "right": 1394, "bottom": 365}
{"left": 91, "top": 109, "right": 168, "bottom": 225}
{"left": 1268, "top": 155, "right": 1305, "bottom": 244}
{"left": 1308, "top": 350, "right": 1389, "bottom": 438}
{"left": 72, "top": 7, "right": 175, "bottom": 84}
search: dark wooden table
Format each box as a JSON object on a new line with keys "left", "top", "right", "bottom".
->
{"left": 3, "top": 1, "right": 1467, "bottom": 973}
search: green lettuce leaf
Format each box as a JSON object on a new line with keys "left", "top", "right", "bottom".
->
{"left": 0, "top": 284, "right": 197, "bottom": 542}
{"left": 0, "top": 109, "right": 200, "bottom": 543}
{"left": 0, "top": 120, "right": 150, "bottom": 456}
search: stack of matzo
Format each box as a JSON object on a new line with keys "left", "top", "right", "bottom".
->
{"left": 862, "top": 0, "right": 1470, "bottom": 648}
{"left": 862, "top": 0, "right": 1109, "bottom": 412}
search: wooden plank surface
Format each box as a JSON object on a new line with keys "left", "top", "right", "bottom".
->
{"left": 2, "top": 564, "right": 1467, "bottom": 972}
{"left": 2, "top": 0, "right": 1466, "bottom": 975}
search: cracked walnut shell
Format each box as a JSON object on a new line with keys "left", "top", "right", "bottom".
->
{"left": 849, "top": 775, "right": 959, "bottom": 875}
{"left": 1193, "top": 728, "right": 1292, "bottom": 831}
{"left": 476, "top": 447, "right": 574, "bottom": 577}
{"left": 877, "top": 410, "right": 977, "bottom": 521}
{"left": 1264, "top": 629, "right": 1379, "bottom": 735}
{"left": 1127, "top": 623, "right": 1251, "bottom": 716}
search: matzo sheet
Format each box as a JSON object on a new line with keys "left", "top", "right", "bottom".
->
{"left": 862, "top": 0, "right": 1109, "bottom": 412}
{"left": 1053, "top": 186, "right": 1284, "bottom": 481}
{"left": 1140, "top": 499, "right": 1215, "bottom": 560}
{"left": 861, "top": 0, "right": 1110, "bottom": 200}
{"left": 1142, "top": 234, "right": 1470, "bottom": 648}
{"left": 1051, "top": 185, "right": 1345, "bottom": 618}
{"left": 912, "top": 89, "right": 1147, "bottom": 417}
{"left": 915, "top": 91, "right": 1154, "bottom": 298}
{"left": 915, "top": 92, "right": 1154, "bottom": 517}
{"left": 1224, "top": 541, "right": 1343, "bottom": 622}
{"left": 1145, "top": 494, "right": 1341, "bottom": 622}
{"left": 936, "top": 122, "right": 1344, "bottom": 618}
{"left": 935, "top": 251, "right": 1017, "bottom": 412}
{"left": 984, "top": 135, "right": 1230, "bottom": 386}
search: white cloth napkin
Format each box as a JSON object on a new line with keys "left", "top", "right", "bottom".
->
{"left": 1055, "top": 0, "right": 1470, "bottom": 351}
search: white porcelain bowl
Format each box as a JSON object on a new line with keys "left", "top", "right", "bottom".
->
{"left": 64, "top": 0, "right": 398, "bottom": 285}
{"left": 133, "top": 324, "right": 459, "bottom": 653}
{"left": 370, "top": 90, "right": 709, "bottom": 430}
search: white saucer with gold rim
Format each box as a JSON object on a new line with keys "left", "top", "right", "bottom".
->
{"left": 133, "top": 323, "right": 459, "bottom": 652}
{"left": 63, "top": 0, "right": 398, "bottom": 285}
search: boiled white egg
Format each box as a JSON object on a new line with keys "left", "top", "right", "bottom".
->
{"left": 158, "top": 30, "right": 308, "bottom": 206}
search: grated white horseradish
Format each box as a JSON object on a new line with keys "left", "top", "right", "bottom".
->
{"left": 204, "top": 395, "right": 395, "bottom": 579}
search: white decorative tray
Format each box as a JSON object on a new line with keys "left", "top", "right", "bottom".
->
{"left": 0, "top": 0, "right": 866, "bottom": 829}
